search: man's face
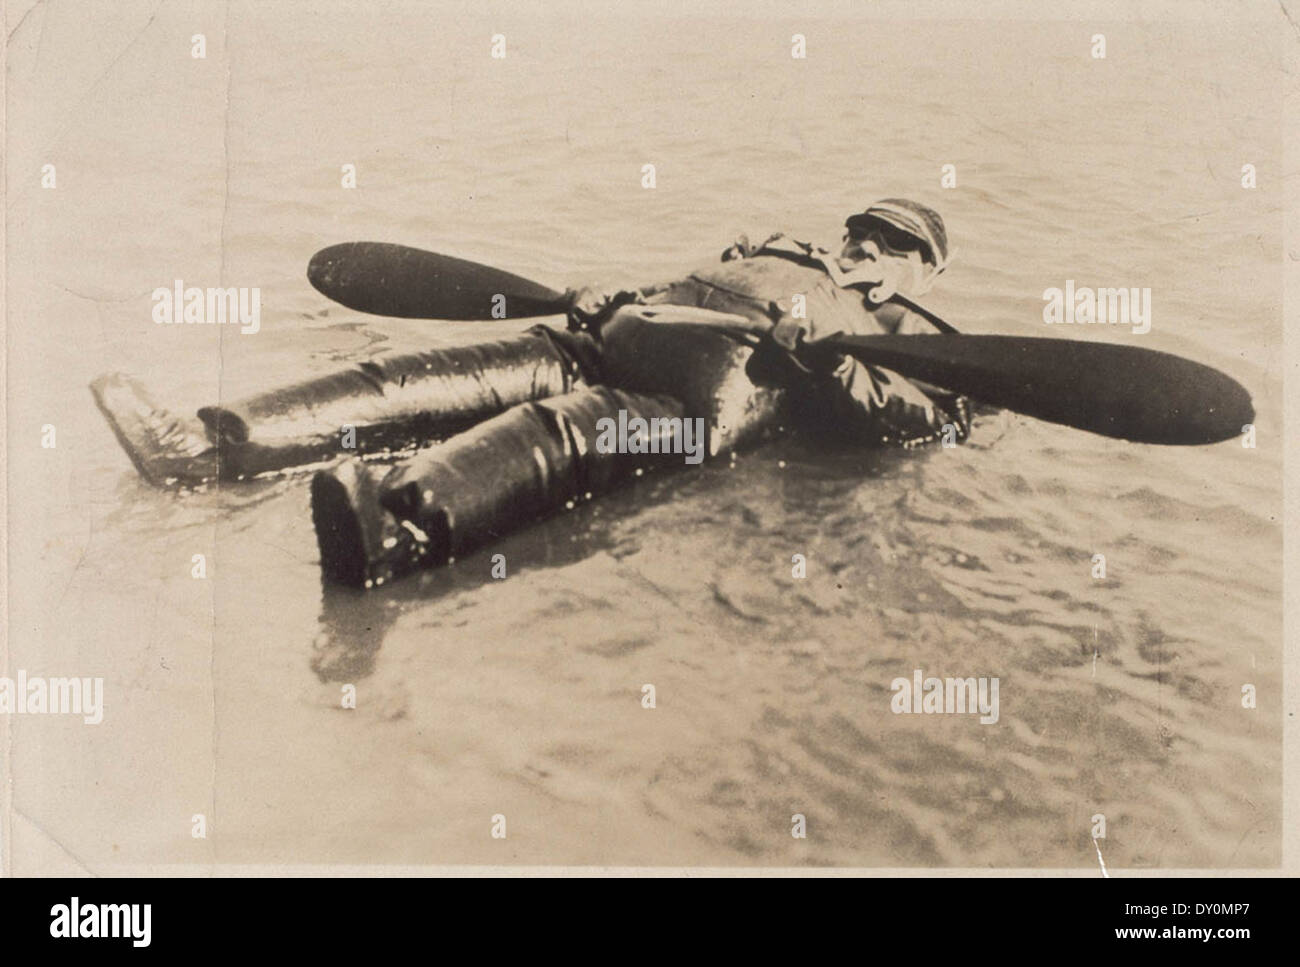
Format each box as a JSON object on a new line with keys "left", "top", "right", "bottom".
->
{"left": 838, "top": 228, "right": 885, "bottom": 270}
{"left": 837, "top": 226, "right": 933, "bottom": 297}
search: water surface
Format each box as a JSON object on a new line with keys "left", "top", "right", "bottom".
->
{"left": 5, "top": 4, "right": 1283, "bottom": 869}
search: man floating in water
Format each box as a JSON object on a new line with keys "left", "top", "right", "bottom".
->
{"left": 91, "top": 192, "right": 1254, "bottom": 588}
{"left": 303, "top": 198, "right": 970, "bottom": 586}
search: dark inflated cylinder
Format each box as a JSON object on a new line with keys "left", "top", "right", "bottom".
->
{"left": 311, "top": 387, "right": 689, "bottom": 586}
{"left": 379, "top": 386, "right": 689, "bottom": 563}
{"left": 598, "top": 305, "right": 788, "bottom": 456}
{"left": 311, "top": 457, "right": 431, "bottom": 589}
{"left": 199, "top": 330, "right": 592, "bottom": 479}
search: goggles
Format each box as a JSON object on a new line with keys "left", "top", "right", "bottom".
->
{"left": 844, "top": 222, "right": 933, "bottom": 265}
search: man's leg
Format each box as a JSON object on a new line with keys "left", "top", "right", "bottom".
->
{"left": 93, "top": 327, "right": 598, "bottom": 484}
{"left": 311, "top": 385, "right": 690, "bottom": 587}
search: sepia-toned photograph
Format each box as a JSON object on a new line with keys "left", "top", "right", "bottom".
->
{"left": 2, "top": 0, "right": 1293, "bottom": 888}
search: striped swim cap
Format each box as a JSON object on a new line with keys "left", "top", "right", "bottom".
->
{"left": 845, "top": 199, "right": 949, "bottom": 268}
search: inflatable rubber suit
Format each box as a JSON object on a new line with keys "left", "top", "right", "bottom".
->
{"left": 90, "top": 234, "right": 968, "bottom": 587}
{"left": 301, "top": 234, "right": 970, "bottom": 587}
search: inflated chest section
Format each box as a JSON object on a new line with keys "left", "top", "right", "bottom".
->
{"left": 598, "top": 306, "right": 789, "bottom": 458}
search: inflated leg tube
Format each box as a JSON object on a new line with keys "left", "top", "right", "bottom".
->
{"left": 311, "top": 387, "right": 689, "bottom": 587}
{"left": 200, "top": 328, "right": 597, "bottom": 479}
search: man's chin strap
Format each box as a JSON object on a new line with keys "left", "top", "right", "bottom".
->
{"left": 889, "top": 293, "right": 959, "bottom": 335}
{"left": 817, "top": 248, "right": 948, "bottom": 306}
{"left": 743, "top": 235, "right": 956, "bottom": 334}
{"left": 812, "top": 251, "right": 887, "bottom": 295}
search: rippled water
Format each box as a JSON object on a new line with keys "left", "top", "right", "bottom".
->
{"left": 5, "top": 3, "right": 1283, "bottom": 869}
